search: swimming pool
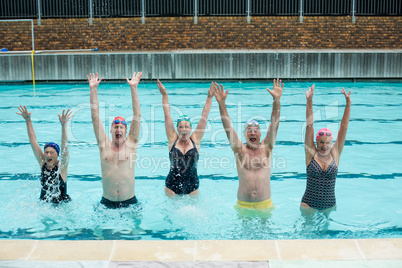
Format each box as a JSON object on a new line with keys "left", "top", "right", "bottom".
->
{"left": 0, "top": 80, "right": 401, "bottom": 240}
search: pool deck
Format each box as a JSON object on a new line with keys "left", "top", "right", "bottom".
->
{"left": 1, "top": 238, "right": 401, "bottom": 267}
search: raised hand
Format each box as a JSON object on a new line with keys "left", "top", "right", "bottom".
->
{"left": 306, "top": 84, "right": 315, "bottom": 101}
{"left": 214, "top": 83, "right": 228, "bottom": 104}
{"left": 208, "top": 82, "right": 215, "bottom": 97}
{"left": 157, "top": 79, "right": 167, "bottom": 96}
{"left": 341, "top": 88, "right": 351, "bottom": 104}
{"left": 87, "top": 73, "right": 103, "bottom": 90}
{"left": 58, "top": 109, "right": 73, "bottom": 126}
{"left": 267, "top": 78, "right": 284, "bottom": 100}
{"left": 16, "top": 105, "right": 31, "bottom": 121}
{"left": 126, "top": 72, "right": 142, "bottom": 88}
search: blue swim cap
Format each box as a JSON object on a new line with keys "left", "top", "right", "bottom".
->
{"left": 44, "top": 142, "right": 60, "bottom": 156}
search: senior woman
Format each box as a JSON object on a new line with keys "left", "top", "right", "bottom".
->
{"left": 301, "top": 84, "right": 351, "bottom": 215}
{"left": 157, "top": 80, "right": 214, "bottom": 196}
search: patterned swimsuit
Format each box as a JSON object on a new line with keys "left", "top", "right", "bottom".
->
{"left": 40, "top": 163, "right": 71, "bottom": 203}
{"left": 301, "top": 153, "right": 338, "bottom": 209}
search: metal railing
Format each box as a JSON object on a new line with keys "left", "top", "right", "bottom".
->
{"left": 1, "top": 0, "right": 401, "bottom": 20}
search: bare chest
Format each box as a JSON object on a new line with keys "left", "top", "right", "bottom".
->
{"left": 102, "top": 147, "right": 134, "bottom": 166}
{"left": 236, "top": 150, "right": 270, "bottom": 171}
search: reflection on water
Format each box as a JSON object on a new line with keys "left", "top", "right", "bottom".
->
{"left": 0, "top": 178, "right": 401, "bottom": 240}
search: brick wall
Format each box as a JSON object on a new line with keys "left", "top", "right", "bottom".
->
{"left": 0, "top": 16, "right": 401, "bottom": 51}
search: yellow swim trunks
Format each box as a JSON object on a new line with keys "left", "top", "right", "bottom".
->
{"left": 234, "top": 198, "right": 275, "bottom": 218}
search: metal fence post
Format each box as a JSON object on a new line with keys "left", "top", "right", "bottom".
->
{"left": 194, "top": 0, "right": 198, "bottom": 24}
{"left": 247, "top": 0, "right": 251, "bottom": 23}
{"left": 352, "top": 0, "right": 356, "bottom": 23}
{"left": 31, "top": 20, "right": 35, "bottom": 50}
{"left": 89, "top": 0, "right": 93, "bottom": 25}
{"left": 299, "top": 0, "right": 303, "bottom": 23}
{"left": 37, "top": 0, "right": 41, "bottom": 26}
{"left": 142, "top": 0, "right": 146, "bottom": 24}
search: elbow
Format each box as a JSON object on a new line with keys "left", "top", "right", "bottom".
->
{"left": 132, "top": 114, "right": 141, "bottom": 124}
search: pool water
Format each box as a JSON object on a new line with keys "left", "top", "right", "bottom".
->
{"left": 0, "top": 81, "right": 401, "bottom": 240}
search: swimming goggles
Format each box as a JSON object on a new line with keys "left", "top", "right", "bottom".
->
{"left": 318, "top": 132, "right": 332, "bottom": 137}
{"left": 112, "top": 119, "right": 127, "bottom": 126}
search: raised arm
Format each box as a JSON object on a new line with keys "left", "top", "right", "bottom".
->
{"left": 16, "top": 105, "right": 44, "bottom": 166}
{"left": 126, "top": 72, "right": 142, "bottom": 143}
{"left": 263, "top": 78, "right": 283, "bottom": 151}
{"left": 304, "top": 84, "right": 316, "bottom": 165}
{"left": 157, "top": 79, "right": 178, "bottom": 147}
{"left": 332, "top": 88, "right": 351, "bottom": 164}
{"left": 214, "top": 83, "right": 243, "bottom": 154}
{"left": 87, "top": 73, "right": 108, "bottom": 147}
{"left": 191, "top": 82, "right": 214, "bottom": 147}
{"left": 58, "top": 109, "right": 73, "bottom": 182}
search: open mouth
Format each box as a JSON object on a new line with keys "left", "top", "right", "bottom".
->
{"left": 250, "top": 138, "right": 257, "bottom": 143}
{"left": 116, "top": 134, "right": 122, "bottom": 139}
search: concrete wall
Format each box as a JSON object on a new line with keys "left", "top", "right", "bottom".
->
{"left": 1, "top": 50, "right": 401, "bottom": 81}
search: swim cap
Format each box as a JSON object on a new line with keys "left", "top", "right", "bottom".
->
{"left": 44, "top": 142, "right": 60, "bottom": 156}
{"left": 316, "top": 128, "right": 333, "bottom": 142}
{"left": 111, "top": 116, "right": 127, "bottom": 128}
{"left": 176, "top": 115, "right": 192, "bottom": 128}
{"left": 244, "top": 119, "right": 261, "bottom": 133}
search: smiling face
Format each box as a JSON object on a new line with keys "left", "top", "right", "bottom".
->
{"left": 244, "top": 126, "right": 261, "bottom": 148}
{"left": 44, "top": 147, "right": 58, "bottom": 166}
{"left": 110, "top": 123, "right": 127, "bottom": 145}
{"left": 316, "top": 136, "right": 333, "bottom": 156}
{"left": 177, "top": 121, "right": 192, "bottom": 142}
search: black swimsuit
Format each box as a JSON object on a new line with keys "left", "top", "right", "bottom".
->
{"left": 100, "top": 195, "right": 138, "bottom": 209}
{"left": 40, "top": 163, "right": 71, "bottom": 203}
{"left": 301, "top": 153, "right": 338, "bottom": 209}
{"left": 165, "top": 138, "right": 199, "bottom": 195}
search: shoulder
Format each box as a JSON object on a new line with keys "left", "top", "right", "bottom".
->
{"left": 261, "top": 142, "right": 273, "bottom": 153}
{"left": 236, "top": 143, "right": 251, "bottom": 156}
{"left": 189, "top": 136, "right": 199, "bottom": 146}
{"left": 305, "top": 149, "right": 316, "bottom": 166}
{"left": 330, "top": 147, "right": 340, "bottom": 165}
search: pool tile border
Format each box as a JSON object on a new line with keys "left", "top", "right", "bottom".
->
{"left": 0, "top": 238, "right": 401, "bottom": 262}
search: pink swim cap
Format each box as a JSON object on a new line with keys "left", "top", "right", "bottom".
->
{"left": 316, "top": 128, "right": 333, "bottom": 142}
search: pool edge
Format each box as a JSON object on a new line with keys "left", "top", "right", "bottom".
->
{"left": 0, "top": 238, "right": 401, "bottom": 262}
